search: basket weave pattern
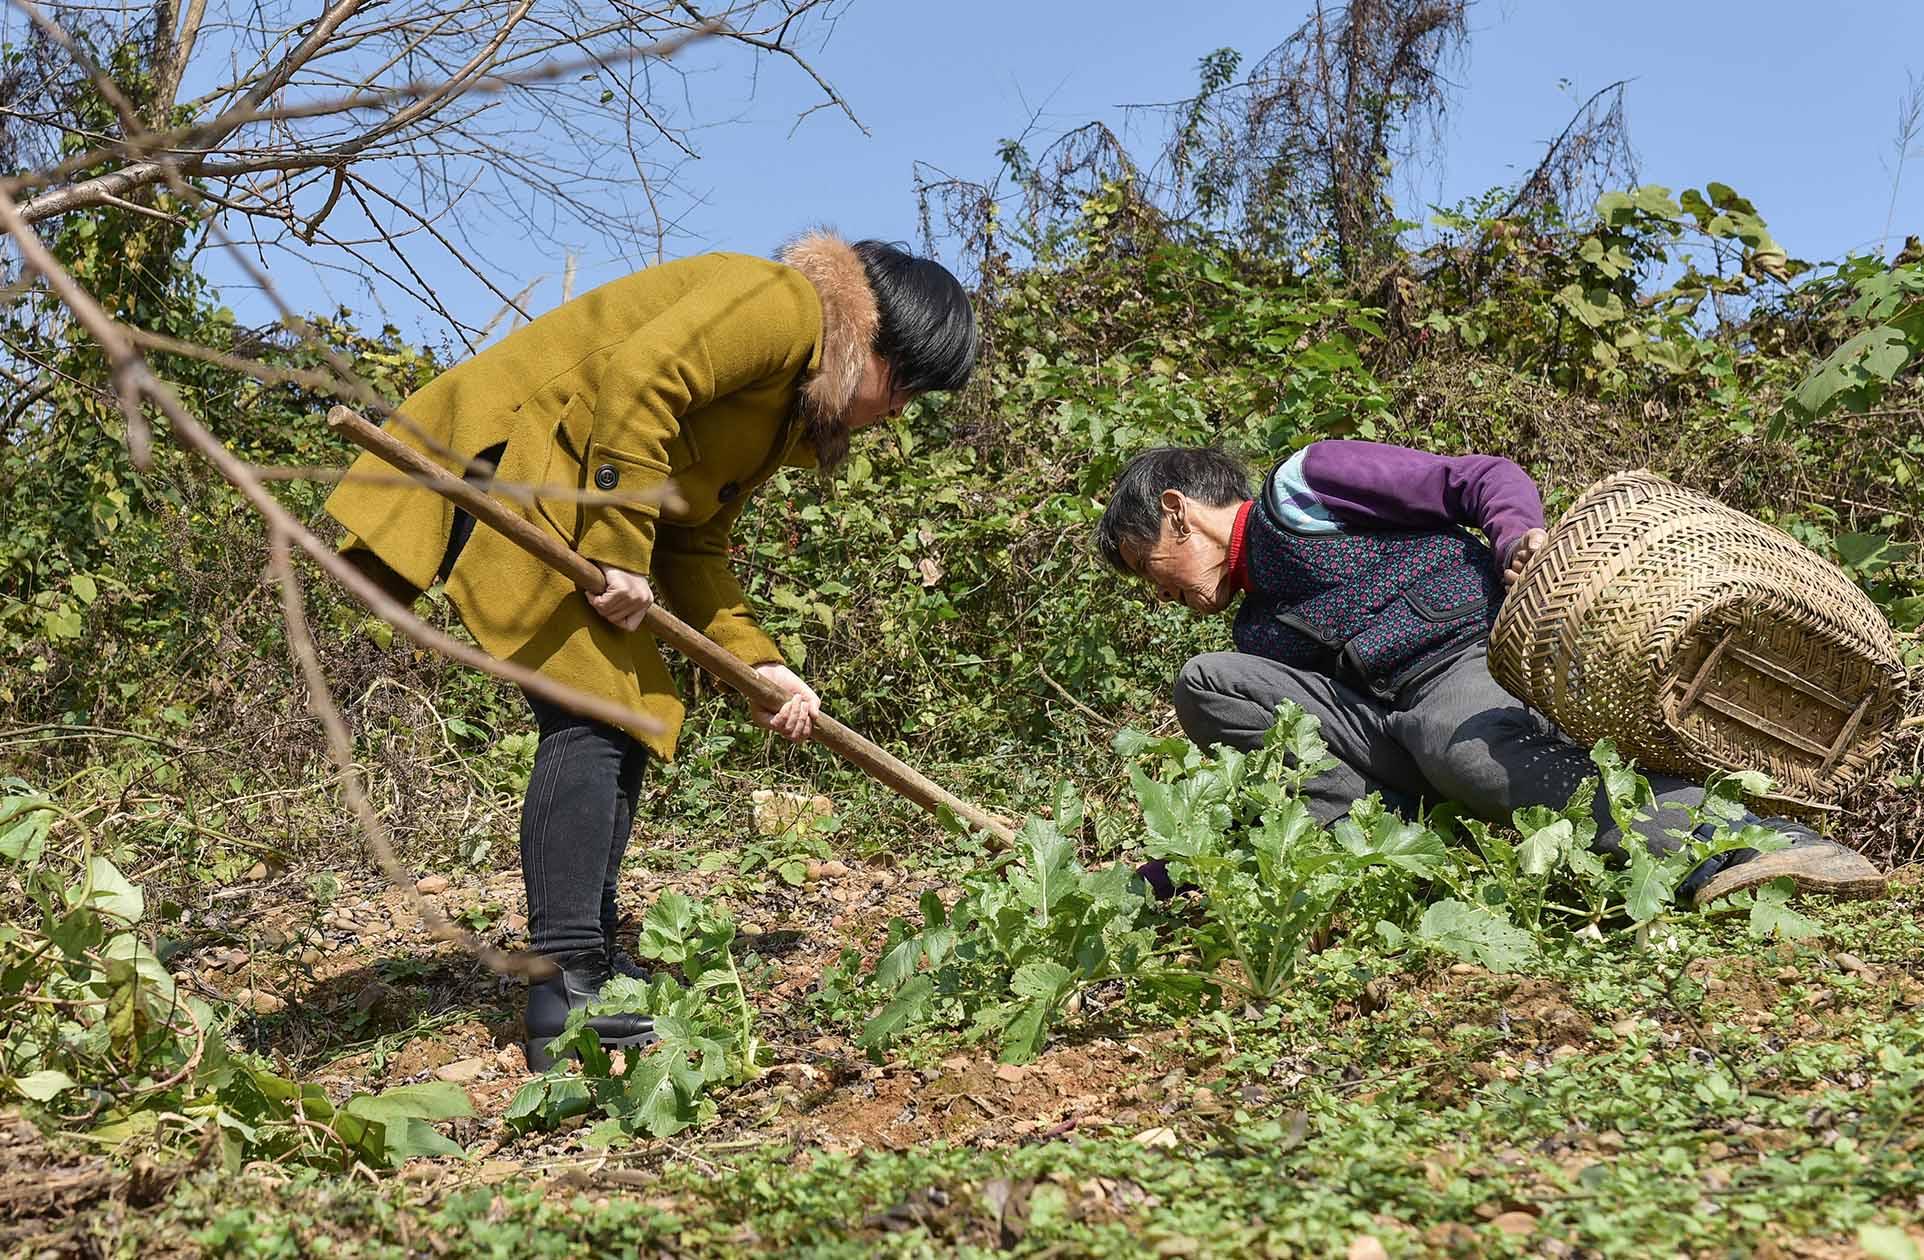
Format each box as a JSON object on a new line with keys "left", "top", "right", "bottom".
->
{"left": 1489, "top": 472, "right": 1908, "bottom": 809}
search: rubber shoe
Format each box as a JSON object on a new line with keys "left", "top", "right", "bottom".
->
{"left": 1691, "top": 828, "right": 1884, "bottom": 908}
{"left": 523, "top": 949, "right": 656, "bottom": 1073}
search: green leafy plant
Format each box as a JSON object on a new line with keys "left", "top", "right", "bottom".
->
{"left": 1122, "top": 705, "right": 1453, "bottom": 1001}
{"left": 1425, "top": 742, "right": 1795, "bottom": 967}
{"left": 858, "top": 783, "right": 1182, "bottom": 1065}
{"left": 1780, "top": 259, "right": 1924, "bottom": 428}
{"left": 0, "top": 779, "right": 470, "bottom": 1171}
{"left": 506, "top": 891, "right": 763, "bottom": 1141}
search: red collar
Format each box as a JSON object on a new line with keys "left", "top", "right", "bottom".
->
{"left": 1226, "top": 499, "right": 1254, "bottom": 592}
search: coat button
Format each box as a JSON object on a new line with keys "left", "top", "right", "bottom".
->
{"left": 717, "top": 480, "right": 740, "bottom": 503}
{"left": 594, "top": 464, "right": 619, "bottom": 491}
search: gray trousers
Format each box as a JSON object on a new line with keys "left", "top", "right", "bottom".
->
{"left": 1173, "top": 645, "right": 1703, "bottom": 859}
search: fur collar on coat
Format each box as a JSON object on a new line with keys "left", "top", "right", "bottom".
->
{"left": 776, "top": 230, "right": 877, "bottom": 470}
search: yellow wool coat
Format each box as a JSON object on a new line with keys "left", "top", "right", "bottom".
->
{"left": 326, "top": 233, "right": 878, "bottom": 759}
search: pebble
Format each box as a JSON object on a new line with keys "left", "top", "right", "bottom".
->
{"left": 1491, "top": 1211, "right": 1538, "bottom": 1236}
{"left": 236, "top": 988, "right": 285, "bottom": 1015}
{"left": 223, "top": 950, "right": 251, "bottom": 972}
{"left": 1610, "top": 1017, "right": 1641, "bottom": 1036}
{"left": 299, "top": 948, "right": 323, "bottom": 967}
{"left": 246, "top": 862, "right": 269, "bottom": 882}
{"left": 820, "top": 859, "right": 850, "bottom": 879}
{"left": 1448, "top": 962, "right": 1477, "bottom": 975}
{"left": 433, "top": 1058, "right": 488, "bottom": 1084}
{"left": 1836, "top": 952, "right": 1872, "bottom": 976}
{"left": 1346, "top": 1237, "right": 1389, "bottom": 1260}
{"left": 1424, "top": 1223, "right": 1477, "bottom": 1249}
{"left": 1775, "top": 966, "right": 1801, "bottom": 982}
{"left": 505, "top": 912, "right": 528, "bottom": 933}
{"left": 415, "top": 874, "right": 450, "bottom": 895}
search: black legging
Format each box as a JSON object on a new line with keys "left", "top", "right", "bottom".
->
{"left": 520, "top": 692, "right": 647, "bottom": 958}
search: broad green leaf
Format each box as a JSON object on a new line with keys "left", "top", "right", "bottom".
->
{"left": 1858, "top": 1224, "right": 1923, "bottom": 1260}
{"left": 1051, "top": 781, "right": 1085, "bottom": 837}
{"left": 103, "top": 958, "right": 146, "bottom": 1062}
{"left": 1416, "top": 899, "right": 1536, "bottom": 973}
{"left": 1518, "top": 818, "right": 1574, "bottom": 876}
{"left": 14, "top": 1069, "right": 76, "bottom": 1102}
{"left": 1357, "top": 818, "right": 1449, "bottom": 875}
{"left": 999, "top": 999, "right": 1053, "bottom": 1064}
{"left": 875, "top": 931, "right": 925, "bottom": 992}
{"left": 623, "top": 1052, "right": 704, "bottom": 1139}
{"left": 1011, "top": 959, "right": 1073, "bottom": 1003}
{"left": 1624, "top": 845, "right": 1682, "bottom": 923}
{"left": 859, "top": 973, "right": 934, "bottom": 1051}
{"left": 1009, "top": 821, "right": 1076, "bottom": 919}
{"left": 504, "top": 1074, "right": 592, "bottom": 1131}
{"left": 0, "top": 796, "right": 52, "bottom": 865}
{"left": 344, "top": 1080, "right": 475, "bottom": 1125}
{"left": 49, "top": 906, "right": 105, "bottom": 960}
{"left": 101, "top": 933, "right": 176, "bottom": 1005}
{"left": 80, "top": 856, "right": 143, "bottom": 923}
{"left": 1747, "top": 879, "right": 1821, "bottom": 941}
{"left": 1792, "top": 326, "right": 1912, "bottom": 418}
{"left": 638, "top": 890, "right": 698, "bottom": 963}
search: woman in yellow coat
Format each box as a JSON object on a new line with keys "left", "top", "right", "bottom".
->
{"left": 326, "top": 232, "right": 977, "bottom": 1068}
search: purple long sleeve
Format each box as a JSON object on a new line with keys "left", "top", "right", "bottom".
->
{"left": 1296, "top": 440, "right": 1546, "bottom": 563}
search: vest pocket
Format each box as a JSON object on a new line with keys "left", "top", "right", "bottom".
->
{"left": 1404, "top": 584, "right": 1488, "bottom": 623}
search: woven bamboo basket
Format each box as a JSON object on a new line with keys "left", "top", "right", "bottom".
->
{"left": 1489, "top": 471, "right": 1908, "bottom": 812}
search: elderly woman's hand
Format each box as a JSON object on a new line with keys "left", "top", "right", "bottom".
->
{"left": 1504, "top": 529, "right": 1549, "bottom": 587}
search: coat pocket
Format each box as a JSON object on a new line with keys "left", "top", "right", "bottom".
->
{"left": 533, "top": 396, "right": 590, "bottom": 546}
{"left": 581, "top": 437, "right": 670, "bottom": 523}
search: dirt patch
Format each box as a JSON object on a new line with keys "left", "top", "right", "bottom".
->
{"left": 785, "top": 1034, "right": 1180, "bottom": 1154}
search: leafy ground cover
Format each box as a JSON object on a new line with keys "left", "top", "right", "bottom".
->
{"left": 4, "top": 712, "right": 1923, "bottom": 1257}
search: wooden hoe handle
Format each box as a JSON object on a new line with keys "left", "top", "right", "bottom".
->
{"left": 326, "top": 406, "right": 1016, "bottom": 847}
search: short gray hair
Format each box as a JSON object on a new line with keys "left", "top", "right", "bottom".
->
{"left": 1095, "top": 447, "right": 1252, "bottom": 573}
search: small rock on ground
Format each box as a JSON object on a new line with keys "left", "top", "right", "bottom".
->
{"left": 1491, "top": 1210, "right": 1538, "bottom": 1236}
{"left": 433, "top": 1058, "right": 488, "bottom": 1084}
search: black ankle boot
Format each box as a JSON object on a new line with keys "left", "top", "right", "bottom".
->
{"left": 524, "top": 948, "right": 655, "bottom": 1072}
{"left": 608, "top": 944, "right": 651, "bottom": 981}
{"left": 604, "top": 918, "right": 651, "bottom": 982}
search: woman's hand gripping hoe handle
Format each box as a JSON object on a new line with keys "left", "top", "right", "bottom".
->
{"left": 325, "top": 406, "right": 1017, "bottom": 848}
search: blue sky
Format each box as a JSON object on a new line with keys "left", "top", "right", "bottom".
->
{"left": 214, "top": 0, "right": 1924, "bottom": 345}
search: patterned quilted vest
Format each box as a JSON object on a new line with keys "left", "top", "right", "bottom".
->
{"left": 1232, "top": 468, "right": 1505, "bottom": 698}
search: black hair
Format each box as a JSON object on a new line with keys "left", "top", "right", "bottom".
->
{"left": 1095, "top": 447, "right": 1253, "bottom": 573}
{"left": 852, "top": 240, "right": 978, "bottom": 394}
